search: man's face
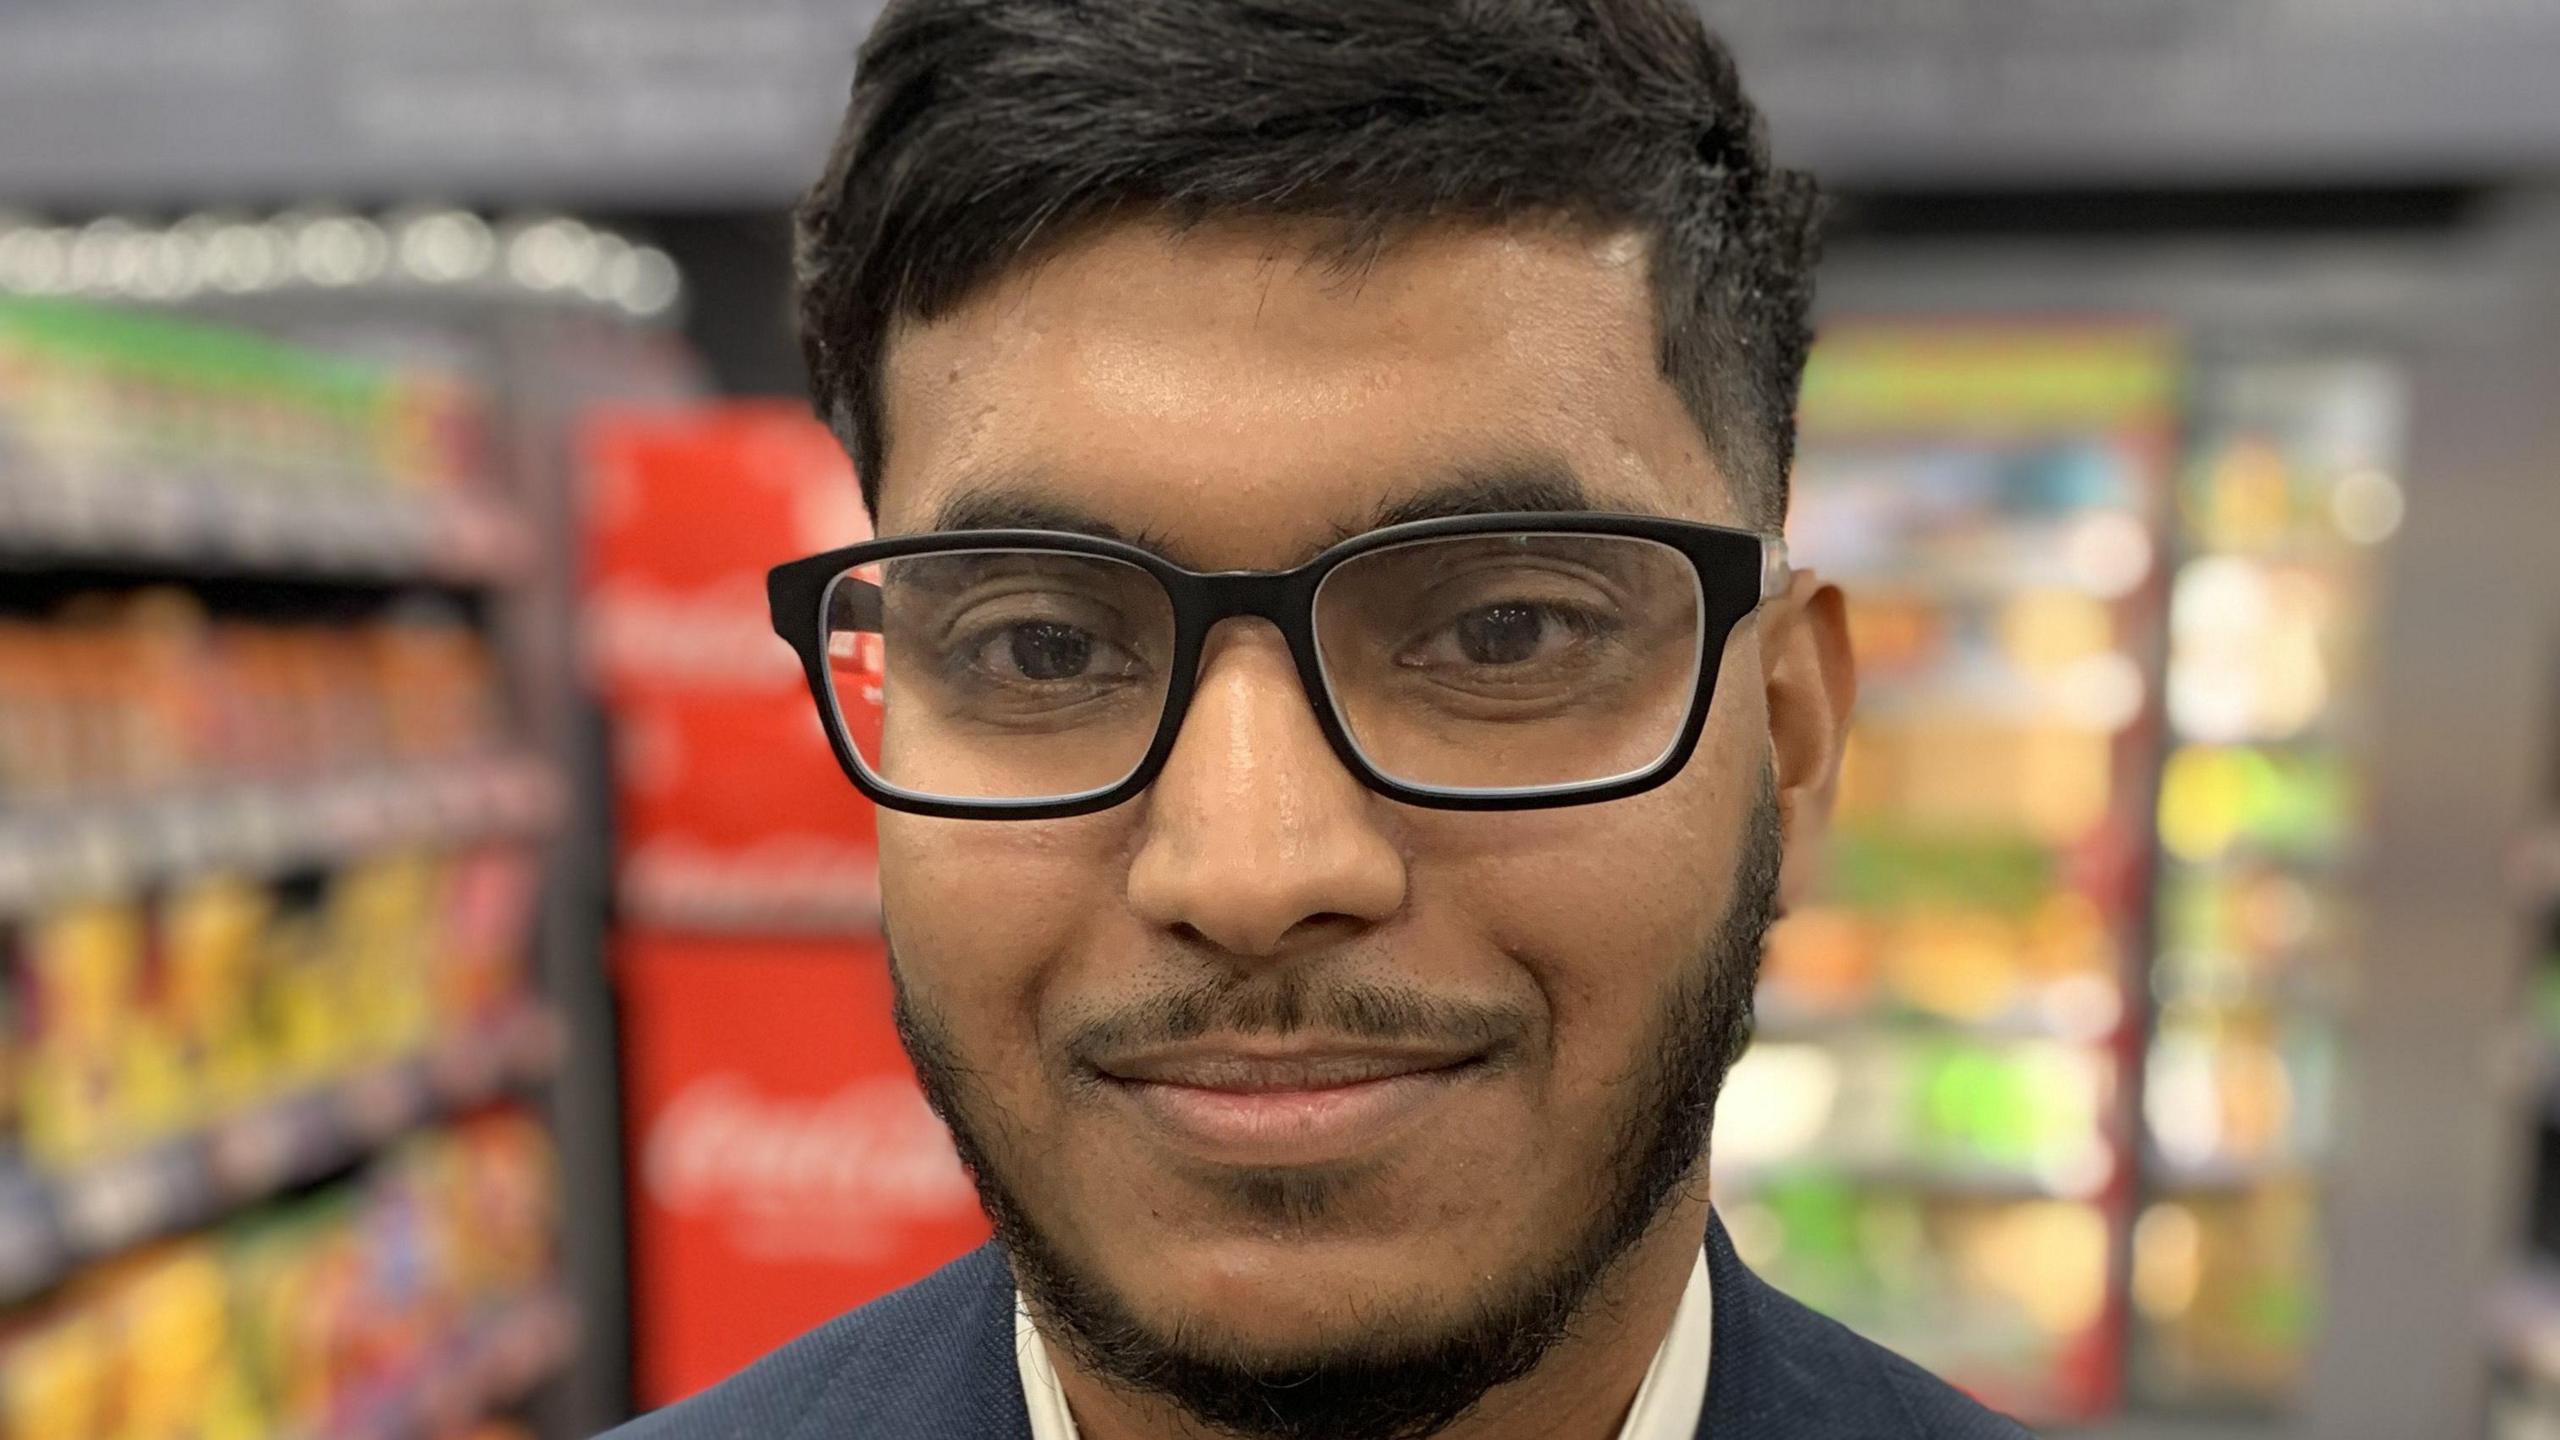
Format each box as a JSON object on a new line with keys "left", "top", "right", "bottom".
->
{"left": 868, "top": 217, "right": 1821, "bottom": 1428}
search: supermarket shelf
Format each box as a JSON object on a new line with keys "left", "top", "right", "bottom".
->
{"left": 0, "top": 468, "right": 536, "bottom": 585}
{"left": 1754, "top": 995, "right": 2125, "bottom": 1045}
{"left": 2143, "top": 1154, "right": 2310, "bottom": 1194}
{"left": 0, "top": 1003, "right": 565, "bottom": 1305}
{"left": 1717, "top": 1158, "right": 2108, "bottom": 1202}
{"left": 2161, "top": 721, "right": 2359, "bottom": 752}
{"left": 0, "top": 755, "right": 564, "bottom": 917}
{"left": 328, "top": 1286, "right": 580, "bottom": 1440}
{"left": 1820, "top": 527, "right": 2144, "bottom": 601}
{"left": 2158, "top": 845, "right": 2355, "bottom": 877}
{"left": 1851, "top": 665, "right": 2149, "bottom": 733}
{"left": 2146, "top": 971, "right": 2343, "bottom": 1014}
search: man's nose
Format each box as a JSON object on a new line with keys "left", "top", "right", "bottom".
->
{"left": 1125, "top": 623, "right": 1407, "bottom": 958}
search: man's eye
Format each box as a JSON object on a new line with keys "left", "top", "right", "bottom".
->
{"left": 969, "top": 621, "right": 1126, "bottom": 682}
{"left": 1455, "top": 605, "right": 1549, "bottom": 665}
{"left": 1407, "top": 603, "right": 1607, "bottom": 670}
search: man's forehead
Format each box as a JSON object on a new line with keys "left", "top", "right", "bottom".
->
{"left": 867, "top": 215, "right": 1740, "bottom": 558}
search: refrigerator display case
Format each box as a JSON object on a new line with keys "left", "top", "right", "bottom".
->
{"left": 1715, "top": 322, "right": 2179, "bottom": 1426}
{"left": 2133, "top": 355, "right": 2407, "bottom": 1411}
{"left": 1716, "top": 315, "right": 2416, "bottom": 1430}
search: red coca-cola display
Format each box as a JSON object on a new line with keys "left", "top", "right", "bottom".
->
{"left": 617, "top": 934, "right": 985, "bottom": 1402}
{"left": 581, "top": 403, "right": 887, "bottom": 933}
{"left": 580, "top": 404, "right": 988, "bottom": 1407}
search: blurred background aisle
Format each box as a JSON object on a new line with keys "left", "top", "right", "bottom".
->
{"left": 0, "top": 4, "right": 2556, "bottom": 1439}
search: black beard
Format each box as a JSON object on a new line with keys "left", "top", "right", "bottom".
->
{"left": 890, "top": 778, "right": 1783, "bottom": 1440}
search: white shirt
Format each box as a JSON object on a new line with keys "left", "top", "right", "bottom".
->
{"left": 1016, "top": 1247, "right": 1714, "bottom": 1440}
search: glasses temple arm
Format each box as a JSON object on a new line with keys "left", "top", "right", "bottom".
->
{"left": 1759, "top": 538, "right": 1792, "bottom": 603}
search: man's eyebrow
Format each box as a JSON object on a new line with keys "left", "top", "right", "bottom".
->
{"left": 1357, "top": 462, "right": 1630, "bottom": 535}
{"left": 928, "top": 486, "right": 1155, "bottom": 547}
{"left": 924, "top": 460, "right": 1644, "bottom": 566}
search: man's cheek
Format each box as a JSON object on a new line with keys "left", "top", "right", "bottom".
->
{"left": 883, "top": 877, "right": 1027, "bottom": 1075}
{"left": 885, "top": 828, "right": 1096, "bottom": 958}
{"left": 1473, "top": 824, "right": 1718, "bottom": 966}
{"left": 885, "top": 807, "right": 1131, "bottom": 905}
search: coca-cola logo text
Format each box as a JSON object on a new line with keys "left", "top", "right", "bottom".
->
{"left": 587, "top": 576, "right": 802, "bottom": 692}
{"left": 621, "top": 836, "right": 883, "bottom": 934}
{"left": 644, "top": 1074, "right": 980, "bottom": 1262}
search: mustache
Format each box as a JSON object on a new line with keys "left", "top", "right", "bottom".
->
{"left": 1061, "top": 973, "right": 1531, "bottom": 1068}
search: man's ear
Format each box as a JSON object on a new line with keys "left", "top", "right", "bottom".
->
{"left": 1761, "top": 572, "right": 1856, "bottom": 914}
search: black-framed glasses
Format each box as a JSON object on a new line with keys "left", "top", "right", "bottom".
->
{"left": 767, "top": 512, "right": 1790, "bottom": 819}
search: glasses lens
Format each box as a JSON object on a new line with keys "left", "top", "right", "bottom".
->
{"left": 1314, "top": 533, "right": 1704, "bottom": 793}
{"left": 821, "top": 548, "right": 1176, "bottom": 803}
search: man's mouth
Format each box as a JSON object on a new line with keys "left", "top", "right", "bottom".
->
{"left": 1090, "top": 1040, "right": 1491, "bottom": 1163}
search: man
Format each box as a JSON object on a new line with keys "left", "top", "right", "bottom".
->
{"left": 618, "top": 2, "right": 2033, "bottom": 1437}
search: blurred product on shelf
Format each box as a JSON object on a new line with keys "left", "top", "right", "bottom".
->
{"left": 2132, "top": 356, "right": 2401, "bottom": 1409}
{"left": 0, "top": 592, "right": 508, "bottom": 804}
{"left": 1711, "top": 320, "right": 2408, "bottom": 1428}
{"left": 0, "top": 291, "right": 581, "bottom": 1435}
{"left": 1718, "top": 321, "right": 2177, "bottom": 1426}
{"left": 1721, "top": 1184, "right": 2114, "bottom": 1402}
{"left": 0, "top": 1109, "right": 567, "bottom": 1440}
{"left": 0, "top": 842, "right": 558, "bottom": 1309}
{"left": 1719, "top": 1033, "right": 2116, "bottom": 1195}
{"left": 2133, "top": 1182, "right": 2322, "bottom": 1403}
{"left": 0, "top": 296, "right": 529, "bottom": 581}
{"left": 10, "top": 844, "right": 542, "bottom": 1169}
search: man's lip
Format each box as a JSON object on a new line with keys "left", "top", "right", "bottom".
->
{"left": 1097, "top": 1050, "right": 1490, "bottom": 1164}
{"left": 1092, "top": 1045, "right": 1484, "bottom": 1092}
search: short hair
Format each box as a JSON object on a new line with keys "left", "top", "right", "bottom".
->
{"left": 796, "top": 0, "right": 1823, "bottom": 528}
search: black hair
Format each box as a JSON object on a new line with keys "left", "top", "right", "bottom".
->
{"left": 797, "top": 0, "right": 1822, "bottom": 527}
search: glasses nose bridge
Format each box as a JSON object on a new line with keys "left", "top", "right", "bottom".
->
{"left": 1172, "top": 567, "right": 1335, "bottom": 743}
{"left": 1189, "top": 567, "right": 1305, "bottom": 628}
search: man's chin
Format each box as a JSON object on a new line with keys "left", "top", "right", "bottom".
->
{"left": 1079, "top": 1311, "right": 1423, "bottom": 1379}
{"left": 1009, "top": 1209, "right": 1598, "bottom": 1440}
{"left": 1031, "top": 1263, "right": 1517, "bottom": 1407}
{"left": 1090, "top": 1252, "right": 1471, "bottom": 1362}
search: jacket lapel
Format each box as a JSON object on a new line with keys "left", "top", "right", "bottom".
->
{"left": 790, "top": 1243, "right": 1033, "bottom": 1440}
{"left": 1695, "top": 1215, "right": 1911, "bottom": 1440}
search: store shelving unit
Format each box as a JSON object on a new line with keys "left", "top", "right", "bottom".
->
{"left": 1713, "top": 322, "right": 2179, "bottom": 1427}
{"left": 0, "top": 294, "right": 590, "bottom": 1437}
{"left": 2124, "top": 354, "right": 2407, "bottom": 1417}
{"left": 0, "top": 1001, "right": 562, "bottom": 1304}
{"left": 0, "top": 757, "right": 561, "bottom": 918}
{"left": 1712, "top": 314, "right": 2425, "bottom": 1433}
{"left": 3, "top": 207, "right": 711, "bottom": 1435}
{"left": 323, "top": 1286, "right": 580, "bottom": 1440}
{"left": 0, "top": 469, "right": 535, "bottom": 585}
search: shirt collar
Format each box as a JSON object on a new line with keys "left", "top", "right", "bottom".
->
{"left": 1015, "top": 1245, "right": 1714, "bottom": 1440}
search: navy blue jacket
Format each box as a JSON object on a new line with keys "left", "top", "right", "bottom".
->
{"left": 608, "top": 1217, "right": 2036, "bottom": 1438}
